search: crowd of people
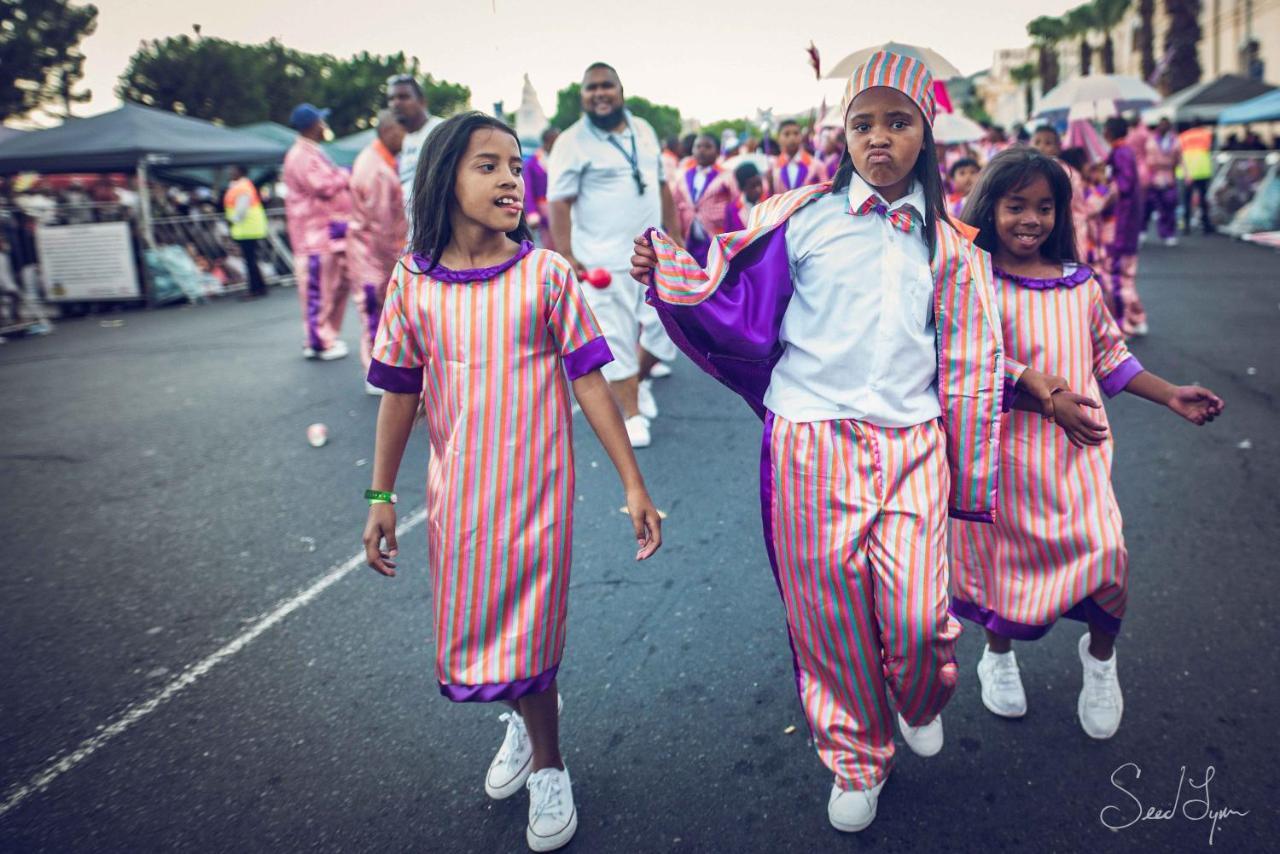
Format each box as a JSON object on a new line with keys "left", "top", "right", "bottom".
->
{"left": 339, "top": 53, "right": 1231, "bottom": 852}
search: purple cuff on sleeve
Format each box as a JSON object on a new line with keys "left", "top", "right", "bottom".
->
{"left": 367, "top": 358, "right": 423, "bottom": 394}
{"left": 949, "top": 507, "right": 995, "bottom": 523}
{"left": 1098, "top": 355, "right": 1144, "bottom": 398}
{"left": 328, "top": 220, "right": 349, "bottom": 240}
{"left": 1001, "top": 376, "right": 1019, "bottom": 413}
{"left": 562, "top": 336, "right": 613, "bottom": 380}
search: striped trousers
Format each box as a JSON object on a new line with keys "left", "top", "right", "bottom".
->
{"left": 762, "top": 413, "right": 961, "bottom": 790}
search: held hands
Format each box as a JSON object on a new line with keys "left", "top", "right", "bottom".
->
{"left": 1167, "top": 385, "right": 1225, "bottom": 425}
{"left": 627, "top": 485, "right": 663, "bottom": 561}
{"left": 362, "top": 504, "right": 399, "bottom": 577}
{"left": 630, "top": 234, "right": 659, "bottom": 286}
{"left": 1052, "top": 390, "right": 1109, "bottom": 448}
{"left": 1018, "top": 368, "right": 1078, "bottom": 422}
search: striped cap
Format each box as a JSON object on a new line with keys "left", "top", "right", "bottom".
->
{"left": 840, "top": 50, "right": 937, "bottom": 125}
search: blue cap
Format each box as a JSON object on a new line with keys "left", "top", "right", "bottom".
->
{"left": 289, "top": 103, "right": 330, "bottom": 131}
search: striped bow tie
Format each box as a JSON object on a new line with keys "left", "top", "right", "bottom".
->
{"left": 852, "top": 195, "right": 915, "bottom": 234}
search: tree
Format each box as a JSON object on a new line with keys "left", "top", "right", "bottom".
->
{"left": 1094, "top": 0, "right": 1132, "bottom": 74}
{"left": 1137, "top": 0, "right": 1157, "bottom": 81}
{"left": 1028, "top": 16, "right": 1066, "bottom": 93}
{"left": 0, "top": 0, "right": 99, "bottom": 121}
{"left": 116, "top": 32, "right": 469, "bottom": 136}
{"left": 1065, "top": 3, "right": 1099, "bottom": 76}
{"left": 701, "top": 118, "right": 755, "bottom": 142}
{"left": 1010, "top": 63, "right": 1039, "bottom": 118}
{"left": 1161, "top": 0, "right": 1202, "bottom": 94}
{"left": 548, "top": 82, "right": 683, "bottom": 140}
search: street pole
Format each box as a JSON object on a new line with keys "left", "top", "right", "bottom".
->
{"left": 135, "top": 157, "right": 157, "bottom": 306}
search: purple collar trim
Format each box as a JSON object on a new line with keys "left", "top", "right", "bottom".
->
{"left": 992, "top": 263, "right": 1093, "bottom": 290}
{"left": 411, "top": 240, "right": 533, "bottom": 282}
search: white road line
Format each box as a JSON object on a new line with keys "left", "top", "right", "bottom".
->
{"left": 0, "top": 506, "right": 428, "bottom": 821}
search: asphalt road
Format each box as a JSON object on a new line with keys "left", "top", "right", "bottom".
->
{"left": 0, "top": 234, "right": 1276, "bottom": 853}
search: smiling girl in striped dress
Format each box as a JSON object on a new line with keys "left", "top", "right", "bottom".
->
{"left": 360, "top": 112, "right": 662, "bottom": 852}
{"left": 951, "top": 147, "right": 1224, "bottom": 739}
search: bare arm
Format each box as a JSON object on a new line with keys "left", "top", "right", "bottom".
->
{"left": 362, "top": 391, "right": 419, "bottom": 576}
{"left": 548, "top": 198, "right": 584, "bottom": 276}
{"left": 572, "top": 370, "right": 661, "bottom": 559}
{"left": 1123, "top": 370, "right": 1224, "bottom": 425}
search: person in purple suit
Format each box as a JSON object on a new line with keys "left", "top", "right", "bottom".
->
{"left": 1103, "top": 116, "right": 1148, "bottom": 337}
{"left": 523, "top": 126, "right": 559, "bottom": 249}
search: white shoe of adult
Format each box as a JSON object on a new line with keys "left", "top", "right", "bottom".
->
{"left": 526, "top": 766, "right": 578, "bottom": 852}
{"left": 485, "top": 695, "right": 564, "bottom": 800}
{"left": 1078, "top": 634, "right": 1123, "bottom": 739}
{"left": 1129, "top": 321, "right": 1150, "bottom": 337}
{"left": 625, "top": 414, "right": 651, "bottom": 448}
{"left": 897, "top": 712, "right": 944, "bottom": 757}
{"left": 649, "top": 361, "right": 673, "bottom": 378}
{"left": 977, "top": 646, "right": 1027, "bottom": 718}
{"left": 364, "top": 381, "right": 384, "bottom": 397}
{"left": 828, "top": 778, "right": 886, "bottom": 832}
{"left": 1164, "top": 236, "right": 1179, "bottom": 247}
{"left": 637, "top": 379, "right": 658, "bottom": 419}
{"left": 302, "top": 346, "right": 318, "bottom": 359}
{"left": 318, "top": 340, "right": 349, "bottom": 360}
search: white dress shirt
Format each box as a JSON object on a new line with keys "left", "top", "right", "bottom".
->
{"left": 763, "top": 173, "right": 941, "bottom": 427}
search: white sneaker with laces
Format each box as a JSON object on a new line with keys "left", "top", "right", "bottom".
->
{"left": 828, "top": 778, "right": 886, "bottom": 832}
{"left": 637, "top": 379, "right": 658, "bottom": 419}
{"left": 318, "top": 339, "right": 349, "bottom": 360}
{"left": 485, "top": 694, "right": 564, "bottom": 800}
{"left": 977, "top": 646, "right": 1027, "bottom": 718}
{"left": 649, "top": 361, "right": 673, "bottom": 378}
{"left": 625, "top": 414, "right": 651, "bottom": 448}
{"left": 897, "top": 712, "right": 943, "bottom": 757}
{"left": 526, "top": 766, "right": 577, "bottom": 852}
{"left": 1078, "top": 633, "right": 1123, "bottom": 739}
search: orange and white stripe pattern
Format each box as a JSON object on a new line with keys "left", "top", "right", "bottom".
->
{"left": 840, "top": 50, "right": 938, "bottom": 124}
{"left": 951, "top": 271, "right": 1134, "bottom": 637}
{"left": 766, "top": 413, "right": 960, "bottom": 789}
{"left": 371, "top": 249, "right": 609, "bottom": 697}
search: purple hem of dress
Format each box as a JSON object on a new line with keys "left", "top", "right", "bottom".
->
{"left": 992, "top": 263, "right": 1093, "bottom": 290}
{"left": 366, "top": 358, "right": 423, "bottom": 394}
{"left": 409, "top": 240, "right": 534, "bottom": 282}
{"left": 562, "top": 336, "right": 614, "bottom": 380}
{"left": 1098, "top": 355, "right": 1144, "bottom": 398}
{"left": 438, "top": 665, "right": 558, "bottom": 702}
{"left": 949, "top": 597, "right": 1121, "bottom": 641}
{"left": 949, "top": 507, "right": 994, "bottom": 523}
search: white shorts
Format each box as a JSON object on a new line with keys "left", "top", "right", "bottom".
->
{"left": 582, "top": 270, "right": 677, "bottom": 381}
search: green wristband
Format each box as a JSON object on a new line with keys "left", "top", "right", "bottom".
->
{"left": 365, "top": 489, "right": 397, "bottom": 505}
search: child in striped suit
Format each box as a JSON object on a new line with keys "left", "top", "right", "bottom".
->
{"left": 951, "top": 147, "right": 1223, "bottom": 739}
{"left": 631, "top": 52, "right": 1065, "bottom": 832}
{"left": 361, "top": 112, "right": 662, "bottom": 852}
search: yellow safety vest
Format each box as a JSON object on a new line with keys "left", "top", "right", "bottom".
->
{"left": 223, "top": 177, "right": 269, "bottom": 240}
{"left": 1179, "top": 128, "right": 1214, "bottom": 181}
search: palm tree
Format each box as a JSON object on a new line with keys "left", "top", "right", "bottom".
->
{"left": 1162, "top": 0, "right": 1202, "bottom": 94}
{"left": 1137, "top": 0, "right": 1156, "bottom": 80}
{"left": 1028, "top": 15, "right": 1066, "bottom": 92}
{"left": 1010, "top": 63, "right": 1039, "bottom": 118}
{"left": 1093, "top": 0, "right": 1132, "bottom": 74}
{"left": 1065, "top": 3, "right": 1099, "bottom": 76}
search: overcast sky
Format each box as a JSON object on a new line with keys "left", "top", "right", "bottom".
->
{"left": 69, "top": 0, "right": 1078, "bottom": 125}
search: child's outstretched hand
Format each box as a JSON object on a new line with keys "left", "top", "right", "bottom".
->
{"left": 627, "top": 485, "right": 663, "bottom": 561}
{"left": 630, "top": 233, "right": 658, "bottom": 286}
{"left": 362, "top": 504, "right": 399, "bottom": 577}
{"left": 1167, "top": 385, "right": 1224, "bottom": 425}
{"left": 1052, "top": 391, "right": 1109, "bottom": 448}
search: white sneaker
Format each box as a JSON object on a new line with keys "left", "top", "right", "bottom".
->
{"left": 485, "top": 695, "right": 564, "bottom": 800}
{"left": 637, "top": 379, "right": 658, "bottom": 419}
{"left": 1164, "top": 236, "right": 1179, "bottom": 247}
{"left": 302, "top": 346, "right": 318, "bottom": 359}
{"left": 828, "top": 778, "right": 886, "bottom": 832}
{"left": 1128, "top": 321, "right": 1150, "bottom": 337}
{"left": 526, "top": 766, "right": 577, "bottom": 852}
{"left": 625, "top": 414, "right": 651, "bottom": 448}
{"left": 364, "top": 381, "right": 384, "bottom": 397}
{"left": 977, "top": 646, "right": 1027, "bottom": 718}
{"left": 318, "top": 340, "right": 349, "bottom": 360}
{"left": 897, "top": 712, "right": 943, "bottom": 757}
{"left": 649, "top": 361, "right": 673, "bottom": 378}
{"left": 1078, "top": 633, "right": 1123, "bottom": 739}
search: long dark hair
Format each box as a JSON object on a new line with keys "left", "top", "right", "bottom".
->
{"left": 960, "top": 147, "right": 1078, "bottom": 263}
{"left": 831, "top": 122, "right": 947, "bottom": 258}
{"left": 407, "top": 111, "right": 532, "bottom": 274}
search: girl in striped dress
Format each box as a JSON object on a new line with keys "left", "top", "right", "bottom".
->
{"left": 951, "top": 148, "right": 1223, "bottom": 739}
{"left": 361, "top": 113, "right": 662, "bottom": 853}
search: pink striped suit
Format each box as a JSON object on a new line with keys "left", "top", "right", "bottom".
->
{"left": 367, "top": 243, "right": 613, "bottom": 701}
{"left": 673, "top": 164, "right": 738, "bottom": 265}
{"left": 950, "top": 264, "right": 1142, "bottom": 639}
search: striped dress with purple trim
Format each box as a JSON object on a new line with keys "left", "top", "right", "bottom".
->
{"left": 949, "top": 263, "right": 1143, "bottom": 639}
{"left": 367, "top": 242, "right": 613, "bottom": 701}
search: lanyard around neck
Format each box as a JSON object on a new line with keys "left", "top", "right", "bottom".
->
{"left": 603, "top": 122, "right": 646, "bottom": 195}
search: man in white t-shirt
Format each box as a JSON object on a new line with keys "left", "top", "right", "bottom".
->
{"left": 547, "top": 62, "right": 682, "bottom": 448}
{"left": 387, "top": 74, "right": 444, "bottom": 233}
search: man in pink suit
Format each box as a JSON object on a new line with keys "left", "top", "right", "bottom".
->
{"left": 769, "top": 119, "right": 827, "bottom": 194}
{"left": 283, "top": 103, "right": 354, "bottom": 360}
{"left": 522, "top": 126, "right": 558, "bottom": 249}
{"left": 1145, "top": 118, "right": 1182, "bottom": 246}
{"left": 672, "top": 134, "right": 739, "bottom": 265}
{"left": 348, "top": 111, "right": 408, "bottom": 387}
